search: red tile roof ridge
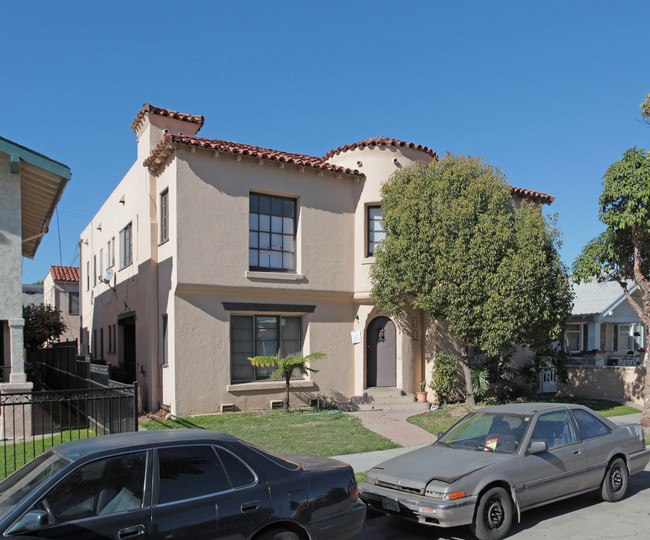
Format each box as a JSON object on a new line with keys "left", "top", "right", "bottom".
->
{"left": 131, "top": 103, "right": 205, "bottom": 133}
{"left": 324, "top": 137, "right": 438, "bottom": 160}
{"left": 144, "top": 132, "right": 363, "bottom": 177}
{"left": 49, "top": 265, "right": 79, "bottom": 282}
{"left": 510, "top": 185, "right": 555, "bottom": 204}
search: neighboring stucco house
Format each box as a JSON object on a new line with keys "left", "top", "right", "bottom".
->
{"left": 43, "top": 265, "right": 80, "bottom": 344}
{"left": 0, "top": 136, "right": 70, "bottom": 391}
{"left": 80, "top": 104, "right": 554, "bottom": 415}
{"left": 566, "top": 279, "right": 647, "bottom": 366}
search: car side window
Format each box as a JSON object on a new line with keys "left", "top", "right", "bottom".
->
{"left": 157, "top": 445, "right": 230, "bottom": 504}
{"left": 36, "top": 452, "right": 146, "bottom": 523}
{"left": 572, "top": 409, "right": 611, "bottom": 440}
{"left": 215, "top": 447, "right": 256, "bottom": 488}
{"left": 531, "top": 411, "right": 577, "bottom": 449}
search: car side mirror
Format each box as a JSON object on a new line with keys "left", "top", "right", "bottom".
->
{"left": 528, "top": 440, "right": 548, "bottom": 455}
{"left": 6, "top": 509, "right": 49, "bottom": 534}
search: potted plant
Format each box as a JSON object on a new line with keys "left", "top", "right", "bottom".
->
{"left": 416, "top": 379, "right": 428, "bottom": 403}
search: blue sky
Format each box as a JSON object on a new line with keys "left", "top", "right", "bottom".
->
{"left": 3, "top": 1, "right": 648, "bottom": 284}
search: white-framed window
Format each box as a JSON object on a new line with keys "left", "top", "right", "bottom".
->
{"left": 120, "top": 222, "right": 133, "bottom": 269}
{"left": 564, "top": 323, "right": 588, "bottom": 353}
{"left": 230, "top": 315, "right": 302, "bottom": 383}
{"left": 249, "top": 193, "right": 295, "bottom": 272}
{"left": 160, "top": 189, "right": 169, "bottom": 243}
{"left": 99, "top": 248, "right": 104, "bottom": 281}
{"left": 86, "top": 261, "right": 90, "bottom": 291}
{"left": 107, "top": 237, "right": 115, "bottom": 268}
{"left": 613, "top": 323, "right": 643, "bottom": 352}
{"left": 93, "top": 255, "right": 97, "bottom": 287}
{"left": 367, "top": 205, "right": 385, "bottom": 257}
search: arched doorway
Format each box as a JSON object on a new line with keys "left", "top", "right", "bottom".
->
{"left": 366, "top": 316, "right": 396, "bottom": 387}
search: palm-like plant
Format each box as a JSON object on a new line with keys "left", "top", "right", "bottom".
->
{"left": 248, "top": 352, "right": 327, "bottom": 412}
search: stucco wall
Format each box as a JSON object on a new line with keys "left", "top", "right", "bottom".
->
{"left": 557, "top": 366, "right": 646, "bottom": 407}
{"left": 0, "top": 153, "right": 22, "bottom": 319}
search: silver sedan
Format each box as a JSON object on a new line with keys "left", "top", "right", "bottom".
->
{"left": 359, "top": 403, "right": 650, "bottom": 540}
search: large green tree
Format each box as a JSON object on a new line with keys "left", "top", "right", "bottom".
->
{"left": 641, "top": 93, "right": 650, "bottom": 124}
{"left": 371, "top": 153, "right": 573, "bottom": 405}
{"left": 573, "top": 147, "right": 650, "bottom": 429}
{"left": 23, "top": 304, "right": 67, "bottom": 351}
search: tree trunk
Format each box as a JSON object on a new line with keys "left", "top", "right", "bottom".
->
{"left": 461, "top": 344, "right": 475, "bottom": 406}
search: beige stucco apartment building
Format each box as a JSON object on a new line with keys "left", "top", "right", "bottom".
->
{"left": 80, "top": 104, "right": 553, "bottom": 415}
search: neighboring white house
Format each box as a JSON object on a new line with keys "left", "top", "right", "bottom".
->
{"left": 43, "top": 265, "right": 80, "bottom": 344}
{"left": 566, "top": 279, "right": 646, "bottom": 366}
{"left": 80, "top": 103, "right": 554, "bottom": 415}
{"left": 0, "top": 136, "right": 70, "bottom": 394}
{"left": 22, "top": 284, "right": 43, "bottom": 307}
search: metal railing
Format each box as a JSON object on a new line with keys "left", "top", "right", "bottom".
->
{"left": 0, "top": 384, "right": 137, "bottom": 479}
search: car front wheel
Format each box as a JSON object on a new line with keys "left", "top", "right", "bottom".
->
{"left": 601, "top": 457, "right": 629, "bottom": 502}
{"left": 470, "top": 486, "right": 513, "bottom": 540}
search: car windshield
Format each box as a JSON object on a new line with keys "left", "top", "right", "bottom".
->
{"left": 0, "top": 451, "right": 70, "bottom": 521}
{"left": 437, "top": 412, "right": 530, "bottom": 454}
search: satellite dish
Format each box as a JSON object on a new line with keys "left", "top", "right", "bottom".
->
{"left": 101, "top": 268, "right": 114, "bottom": 284}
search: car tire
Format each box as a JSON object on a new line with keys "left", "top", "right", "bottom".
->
{"left": 600, "top": 457, "right": 629, "bottom": 502}
{"left": 469, "top": 486, "right": 513, "bottom": 540}
{"left": 257, "top": 528, "right": 301, "bottom": 540}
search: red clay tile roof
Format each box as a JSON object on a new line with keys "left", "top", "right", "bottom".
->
{"left": 324, "top": 137, "right": 438, "bottom": 160}
{"left": 50, "top": 265, "right": 79, "bottom": 282}
{"left": 144, "top": 132, "right": 363, "bottom": 177}
{"left": 131, "top": 103, "right": 205, "bottom": 133}
{"left": 510, "top": 186, "right": 554, "bottom": 204}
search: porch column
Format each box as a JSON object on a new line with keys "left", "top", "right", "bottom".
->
{"left": 8, "top": 318, "right": 26, "bottom": 383}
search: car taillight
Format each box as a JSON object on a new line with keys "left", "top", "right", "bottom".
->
{"left": 349, "top": 480, "right": 359, "bottom": 501}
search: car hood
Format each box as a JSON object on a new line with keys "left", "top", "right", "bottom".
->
{"left": 370, "top": 444, "right": 506, "bottom": 487}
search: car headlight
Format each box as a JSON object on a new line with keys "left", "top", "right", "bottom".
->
{"left": 425, "top": 489, "right": 467, "bottom": 500}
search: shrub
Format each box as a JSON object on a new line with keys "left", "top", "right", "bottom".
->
{"left": 430, "top": 352, "right": 462, "bottom": 404}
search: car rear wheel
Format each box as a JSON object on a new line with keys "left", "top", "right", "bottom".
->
{"left": 601, "top": 457, "right": 629, "bottom": 502}
{"left": 257, "top": 528, "right": 301, "bottom": 540}
{"left": 469, "top": 486, "right": 513, "bottom": 540}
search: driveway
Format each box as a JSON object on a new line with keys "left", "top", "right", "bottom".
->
{"left": 354, "top": 460, "right": 650, "bottom": 539}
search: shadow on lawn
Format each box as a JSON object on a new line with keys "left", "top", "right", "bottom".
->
{"left": 145, "top": 416, "right": 207, "bottom": 430}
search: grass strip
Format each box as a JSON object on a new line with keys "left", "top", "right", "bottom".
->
{"left": 141, "top": 409, "right": 399, "bottom": 456}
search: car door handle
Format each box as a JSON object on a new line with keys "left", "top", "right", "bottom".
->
{"left": 574, "top": 450, "right": 582, "bottom": 455}
{"left": 241, "top": 501, "right": 259, "bottom": 512}
{"left": 118, "top": 524, "right": 146, "bottom": 539}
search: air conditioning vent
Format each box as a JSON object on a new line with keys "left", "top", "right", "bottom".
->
{"left": 270, "top": 400, "right": 283, "bottom": 410}
{"left": 220, "top": 403, "right": 234, "bottom": 413}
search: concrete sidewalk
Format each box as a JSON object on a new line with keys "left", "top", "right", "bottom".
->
{"left": 333, "top": 410, "right": 645, "bottom": 473}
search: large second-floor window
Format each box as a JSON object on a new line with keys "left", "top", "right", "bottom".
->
{"left": 249, "top": 193, "right": 295, "bottom": 272}
{"left": 367, "top": 205, "right": 385, "bottom": 257}
{"left": 230, "top": 315, "right": 301, "bottom": 383}
{"left": 120, "top": 222, "right": 133, "bottom": 269}
{"left": 160, "top": 189, "right": 169, "bottom": 243}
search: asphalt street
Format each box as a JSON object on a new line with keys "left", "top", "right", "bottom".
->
{"left": 353, "top": 460, "right": 650, "bottom": 539}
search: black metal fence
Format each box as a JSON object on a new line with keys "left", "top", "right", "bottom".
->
{"left": 0, "top": 385, "right": 138, "bottom": 479}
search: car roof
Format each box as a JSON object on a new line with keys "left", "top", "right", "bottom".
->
{"left": 473, "top": 402, "right": 582, "bottom": 416}
{"left": 52, "top": 429, "right": 240, "bottom": 460}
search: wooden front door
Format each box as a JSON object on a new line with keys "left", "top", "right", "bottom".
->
{"left": 366, "top": 316, "right": 396, "bottom": 387}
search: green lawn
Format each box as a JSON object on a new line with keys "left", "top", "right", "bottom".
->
{"left": 409, "top": 397, "right": 642, "bottom": 436}
{"left": 141, "top": 409, "right": 399, "bottom": 457}
{"left": 0, "top": 430, "right": 95, "bottom": 480}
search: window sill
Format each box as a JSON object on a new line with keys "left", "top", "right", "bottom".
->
{"left": 245, "top": 271, "right": 305, "bottom": 282}
{"left": 361, "top": 256, "right": 376, "bottom": 265}
{"left": 227, "top": 380, "right": 315, "bottom": 392}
